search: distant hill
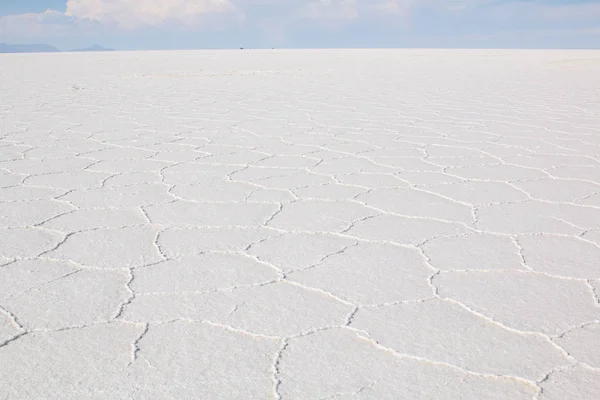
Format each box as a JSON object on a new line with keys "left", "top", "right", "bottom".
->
{"left": 0, "top": 43, "right": 60, "bottom": 53}
{"left": 68, "top": 44, "right": 115, "bottom": 52}
{"left": 0, "top": 43, "right": 115, "bottom": 54}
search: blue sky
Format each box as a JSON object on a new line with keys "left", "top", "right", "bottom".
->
{"left": 1, "top": 0, "right": 599, "bottom": 50}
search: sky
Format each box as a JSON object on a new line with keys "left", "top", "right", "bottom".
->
{"left": 0, "top": 0, "right": 599, "bottom": 50}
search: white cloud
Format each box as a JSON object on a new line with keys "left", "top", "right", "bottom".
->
{"left": 2, "top": 0, "right": 600, "bottom": 47}
{"left": 64, "top": 0, "right": 237, "bottom": 28}
{"left": 369, "top": 0, "right": 416, "bottom": 15}
{"left": 298, "top": 0, "right": 422, "bottom": 20}
{"left": 302, "top": 0, "right": 359, "bottom": 20}
{"left": 0, "top": 9, "right": 91, "bottom": 39}
{"left": 0, "top": 0, "right": 406, "bottom": 35}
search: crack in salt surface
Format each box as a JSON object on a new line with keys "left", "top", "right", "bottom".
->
{"left": 354, "top": 331, "right": 541, "bottom": 389}
{"left": 127, "top": 322, "right": 150, "bottom": 367}
{"left": 271, "top": 340, "right": 288, "bottom": 400}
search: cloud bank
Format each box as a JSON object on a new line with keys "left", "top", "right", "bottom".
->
{"left": 1, "top": 0, "right": 599, "bottom": 48}
{"left": 1, "top": 0, "right": 412, "bottom": 31}
{"left": 64, "top": 0, "right": 237, "bottom": 28}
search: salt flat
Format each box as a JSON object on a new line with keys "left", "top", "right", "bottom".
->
{"left": 1, "top": 49, "right": 600, "bottom": 399}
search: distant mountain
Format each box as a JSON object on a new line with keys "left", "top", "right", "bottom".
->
{"left": 0, "top": 43, "right": 115, "bottom": 54}
{"left": 0, "top": 43, "right": 60, "bottom": 53}
{"left": 68, "top": 44, "right": 115, "bottom": 52}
